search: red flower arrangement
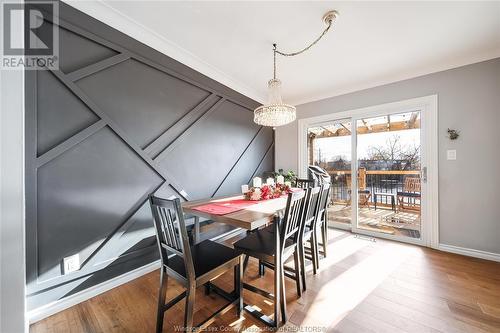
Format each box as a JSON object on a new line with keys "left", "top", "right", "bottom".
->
{"left": 245, "top": 183, "right": 292, "bottom": 201}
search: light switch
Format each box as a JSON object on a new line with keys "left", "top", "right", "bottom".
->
{"left": 447, "top": 149, "right": 456, "bottom": 160}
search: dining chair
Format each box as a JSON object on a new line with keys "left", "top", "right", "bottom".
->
{"left": 149, "top": 195, "right": 243, "bottom": 333}
{"left": 298, "top": 186, "right": 322, "bottom": 285}
{"left": 316, "top": 183, "right": 331, "bottom": 261}
{"left": 233, "top": 190, "right": 306, "bottom": 327}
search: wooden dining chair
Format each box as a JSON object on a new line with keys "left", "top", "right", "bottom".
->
{"left": 397, "top": 176, "right": 421, "bottom": 213}
{"left": 233, "top": 190, "right": 306, "bottom": 327}
{"left": 149, "top": 195, "right": 243, "bottom": 333}
{"left": 298, "top": 186, "right": 321, "bottom": 288}
{"left": 303, "top": 183, "right": 330, "bottom": 271}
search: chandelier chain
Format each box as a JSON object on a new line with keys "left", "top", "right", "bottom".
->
{"left": 274, "top": 19, "right": 332, "bottom": 58}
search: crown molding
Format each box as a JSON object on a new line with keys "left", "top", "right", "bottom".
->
{"left": 62, "top": 0, "right": 266, "bottom": 104}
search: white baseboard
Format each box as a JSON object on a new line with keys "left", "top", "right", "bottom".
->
{"left": 438, "top": 244, "right": 500, "bottom": 262}
{"left": 28, "top": 260, "right": 161, "bottom": 324}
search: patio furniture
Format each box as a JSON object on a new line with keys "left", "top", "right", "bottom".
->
{"left": 149, "top": 196, "right": 243, "bottom": 333}
{"left": 346, "top": 168, "right": 372, "bottom": 209}
{"left": 397, "top": 176, "right": 421, "bottom": 213}
{"left": 374, "top": 192, "right": 396, "bottom": 211}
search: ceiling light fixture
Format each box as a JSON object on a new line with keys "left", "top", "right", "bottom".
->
{"left": 254, "top": 10, "right": 339, "bottom": 128}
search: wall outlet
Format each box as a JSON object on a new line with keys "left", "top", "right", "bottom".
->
{"left": 63, "top": 254, "right": 80, "bottom": 274}
{"left": 447, "top": 149, "right": 457, "bottom": 160}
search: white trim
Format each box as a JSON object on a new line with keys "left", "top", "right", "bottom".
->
{"left": 298, "top": 95, "right": 439, "bottom": 249}
{"left": 61, "top": 0, "right": 266, "bottom": 104}
{"left": 438, "top": 244, "right": 500, "bottom": 263}
{"left": 28, "top": 260, "right": 161, "bottom": 324}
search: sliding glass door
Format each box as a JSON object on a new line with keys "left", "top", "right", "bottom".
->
{"left": 302, "top": 96, "right": 436, "bottom": 246}
{"left": 307, "top": 119, "right": 352, "bottom": 229}
{"left": 354, "top": 111, "right": 422, "bottom": 240}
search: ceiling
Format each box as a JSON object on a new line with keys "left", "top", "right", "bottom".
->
{"left": 65, "top": 1, "right": 500, "bottom": 105}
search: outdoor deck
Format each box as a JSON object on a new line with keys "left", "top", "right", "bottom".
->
{"left": 328, "top": 204, "right": 421, "bottom": 239}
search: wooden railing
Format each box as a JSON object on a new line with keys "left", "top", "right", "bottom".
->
{"left": 327, "top": 169, "right": 420, "bottom": 206}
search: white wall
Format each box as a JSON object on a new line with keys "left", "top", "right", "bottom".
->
{"left": 0, "top": 1, "right": 27, "bottom": 330}
{"left": 276, "top": 58, "right": 500, "bottom": 255}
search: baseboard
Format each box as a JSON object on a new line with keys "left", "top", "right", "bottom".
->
{"left": 28, "top": 260, "right": 161, "bottom": 324}
{"left": 438, "top": 244, "right": 500, "bottom": 262}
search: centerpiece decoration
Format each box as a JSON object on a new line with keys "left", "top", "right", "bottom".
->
{"left": 245, "top": 183, "right": 292, "bottom": 201}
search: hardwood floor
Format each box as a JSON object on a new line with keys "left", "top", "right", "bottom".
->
{"left": 30, "top": 229, "right": 500, "bottom": 333}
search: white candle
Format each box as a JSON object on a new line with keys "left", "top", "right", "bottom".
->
{"left": 284, "top": 181, "right": 292, "bottom": 187}
{"left": 266, "top": 177, "right": 275, "bottom": 185}
{"left": 241, "top": 184, "right": 249, "bottom": 193}
{"left": 253, "top": 177, "right": 262, "bottom": 188}
{"left": 276, "top": 175, "right": 284, "bottom": 184}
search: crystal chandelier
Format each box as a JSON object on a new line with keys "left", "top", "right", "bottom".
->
{"left": 254, "top": 10, "right": 339, "bottom": 127}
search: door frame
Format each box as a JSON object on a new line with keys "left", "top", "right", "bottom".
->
{"left": 298, "top": 95, "right": 439, "bottom": 248}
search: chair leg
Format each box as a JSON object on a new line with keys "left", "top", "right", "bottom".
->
{"left": 321, "top": 222, "right": 328, "bottom": 258}
{"left": 293, "top": 250, "right": 302, "bottom": 297}
{"left": 259, "top": 260, "right": 265, "bottom": 277}
{"left": 279, "top": 261, "right": 287, "bottom": 323}
{"left": 236, "top": 258, "right": 243, "bottom": 317}
{"left": 299, "top": 242, "right": 307, "bottom": 292}
{"left": 243, "top": 254, "right": 249, "bottom": 273}
{"left": 184, "top": 286, "right": 195, "bottom": 332}
{"left": 156, "top": 266, "right": 168, "bottom": 333}
{"left": 273, "top": 254, "right": 281, "bottom": 327}
{"left": 310, "top": 237, "right": 317, "bottom": 275}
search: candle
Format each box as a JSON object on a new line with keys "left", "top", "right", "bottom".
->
{"left": 241, "top": 184, "right": 249, "bottom": 193}
{"left": 276, "top": 175, "right": 284, "bottom": 184}
{"left": 253, "top": 177, "right": 262, "bottom": 188}
{"left": 284, "top": 181, "right": 292, "bottom": 187}
{"left": 266, "top": 177, "right": 275, "bottom": 186}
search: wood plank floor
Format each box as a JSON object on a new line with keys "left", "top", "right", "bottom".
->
{"left": 30, "top": 229, "right": 500, "bottom": 333}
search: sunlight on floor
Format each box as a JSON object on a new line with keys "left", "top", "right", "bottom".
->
{"left": 297, "top": 239, "right": 415, "bottom": 329}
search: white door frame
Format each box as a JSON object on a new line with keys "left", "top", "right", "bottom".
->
{"left": 298, "top": 95, "right": 439, "bottom": 248}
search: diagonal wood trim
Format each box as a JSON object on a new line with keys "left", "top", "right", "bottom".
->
{"left": 211, "top": 127, "right": 263, "bottom": 197}
{"left": 36, "top": 120, "right": 106, "bottom": 168}
{"left": 248, "top": 142, "right": 274, "bottom": 183}
{"left": 154, "top": 98, "right": 226, "bottom": 164}
{"left": 49, "top": 69, "right": 192, "bottom": 202}
{"left": 78, "top": 181, "right": 164, "bottom": 271}
{"left": 66, "top": 53, "right": 130, "bottom": 82}
{"left": 144, "top": 93, "right": 219, "bottom": 159}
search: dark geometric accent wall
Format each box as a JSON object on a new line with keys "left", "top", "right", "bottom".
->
{"left": 25, "top": 2, "right": 274, "bottom": 310}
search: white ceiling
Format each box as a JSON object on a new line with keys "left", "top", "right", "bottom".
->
{"left": 65, "top": 1, "right": 500, "bottom": 105}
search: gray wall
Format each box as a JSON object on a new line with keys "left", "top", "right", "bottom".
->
{"left": 26, "top": 2, "right": 273, "bottom": 310}
{"left": 276, "top": 58, "right": 500, "bottom": 254}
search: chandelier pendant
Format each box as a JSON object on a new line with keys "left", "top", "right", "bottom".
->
{"left": 254, "top": 10, "right": 339, "bottom": 128}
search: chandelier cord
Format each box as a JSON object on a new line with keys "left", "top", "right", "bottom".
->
{"left": 274, "top": 18, "right": 333, "bottom": 58}
{"left": 273, "top": 44, "right": 277, "bottom": 79}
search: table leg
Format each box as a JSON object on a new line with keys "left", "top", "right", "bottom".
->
{"left": 193, "top": 216, "right": 200, "bottom": 244}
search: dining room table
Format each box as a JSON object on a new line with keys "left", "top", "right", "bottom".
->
{"left": 182, "top": 194, "right": 289, "bottom": 244}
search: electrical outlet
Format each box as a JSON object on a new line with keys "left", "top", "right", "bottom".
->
{"left": 63, "top": 254, "right": 80, "bottom": 274}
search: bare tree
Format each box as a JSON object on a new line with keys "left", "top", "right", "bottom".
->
{"left": 366, "top": 135, "right": 420, "bottom": 170}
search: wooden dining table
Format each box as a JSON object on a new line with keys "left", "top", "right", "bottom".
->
{"left": 182, "top": 194, "right": 288, "bottom": 243}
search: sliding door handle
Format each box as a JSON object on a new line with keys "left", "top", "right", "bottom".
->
{"left": 421, "top": 167, "right": 428, "bottom": 183}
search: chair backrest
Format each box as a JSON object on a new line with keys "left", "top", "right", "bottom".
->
{"left": 316, "top": 183, "right": 331, "bottom": 226}
{"left": 299, "top": 186, "right": 321, "bottom": 236}
{"left": 149, "top": 195, "right": 195, "bottom": 280}
{"left": 404, "top": 177, "right": 421, "bottom": 193}
{"left": 279, "top": 190, "right": 307, "bottom": 246}
{"left": 295, "top": 178, "right": 315, "bottom": 189}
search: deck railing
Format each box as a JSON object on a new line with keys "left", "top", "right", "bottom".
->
{"left": 328, "top": 169, "right": 420, "bottom": 207}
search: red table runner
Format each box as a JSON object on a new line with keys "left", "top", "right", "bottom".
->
{"left": 192, "top": 198, "right": 260, "bottom": 215}
{"left": 191, "top": 189, "right": 303, "bottom": 216}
